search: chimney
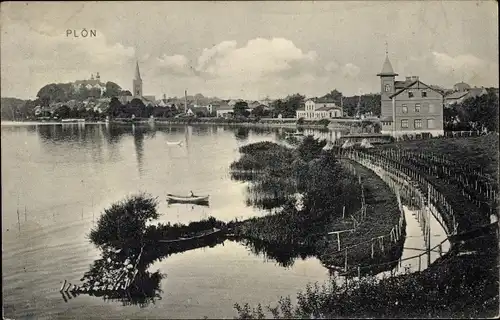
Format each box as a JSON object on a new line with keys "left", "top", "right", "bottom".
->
{"left": 184, "top": 90, "right": 188, "bottom": 113}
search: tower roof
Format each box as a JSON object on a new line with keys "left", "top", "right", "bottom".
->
{"left": 377, "top": 55, "right": 398, "bottom": 76}
{"left": 135, "top": 61, "right": 142, "bottom": 80}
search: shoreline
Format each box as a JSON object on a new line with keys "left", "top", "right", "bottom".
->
{"left": 1, "top": 119, "right": 352, "bottom": 130}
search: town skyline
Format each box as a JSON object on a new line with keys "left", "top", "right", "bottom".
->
{"left": 1, "top": 1, "right": 498, "bottom": 100}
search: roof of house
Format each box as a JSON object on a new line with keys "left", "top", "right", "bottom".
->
{"left": 389, "top": 80, "right": 444, "bottom": 98}
{"left": 454, "top": 82, "right": 471, "bottom": 89}
{"left": 217, "top": 104, "right": 233, "bottom": 110}
{"left": 468, "top": 87, "right": 487, "bottom": 98}
{"left": 316, "top": 106, "right": 341, "bottom": 111}
{"left": 445, "top": 91, "right": 469, "bottom": 100}
{"left": 395, "top": 80, "right": 414, "bottom": 89}
{"left": 189, "top": 106, "right": 209, "bottom": 114}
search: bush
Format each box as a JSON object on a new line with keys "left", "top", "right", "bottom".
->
{"left": 297, "top": 117, "right": 305, "bottom": 125}
{"left": 318, "top": 119, "right": 330, "bottom": 127}
{"left": 88, "top": 193, "right": 159, "bottom": 250}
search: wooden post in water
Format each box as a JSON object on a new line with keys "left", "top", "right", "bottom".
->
{"left": 24, "top": 206, "right": 27, "bottom": 222}
{"left": 17, "top": 208, "right": 20, "bottom": 232}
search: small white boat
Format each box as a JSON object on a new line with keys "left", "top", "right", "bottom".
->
{"left": 166, "top": 141, "right": 182, "bottom": 146}
{"left": 166, "top": 193, "right": 209, "bottom": 203}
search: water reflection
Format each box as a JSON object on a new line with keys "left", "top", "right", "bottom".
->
{"left": 73, "top": 232, "right": 226, "bottom": 307}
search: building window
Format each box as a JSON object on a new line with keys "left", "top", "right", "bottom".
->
{"left": 414, "top": 119, "right": 422, "bottom": 129}
{"left": 428, "top": 104, "right": 435, "bottom": 113}
{"left": 401, "top": 120, "right": 409, "bottom": 128}
{"left": 385, "top": 84, "right": 391, "bottom": 92}
{"left": 415, "top": 103, "right": 421, "bottom": 112}
{"left": 402, "top": 104, "right": 408, "bottom": 113}
{"left": 427, "top": 119, "right": 435, "bottom": 129}
{"left": 408, "top": 91, "right": 414, "bottom": 98}
{"left": 421, "top": 91, "right": 427, "bottom": 97}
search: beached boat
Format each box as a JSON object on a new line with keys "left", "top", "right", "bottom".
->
{"left": 166, "top": 141, "right": 182, "bottom": 146}
{"left": 158, "top": 228, "right": 221, "bottom": 244}
{"left": 166, "top": 193, "right": 209, "bottom": 203}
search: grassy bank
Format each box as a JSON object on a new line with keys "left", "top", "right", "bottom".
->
{"left": 230, "top": 138, "right": 404, "bottom": 273}
{"left": 234, "top": 135, "right": 498, "bottom": 318}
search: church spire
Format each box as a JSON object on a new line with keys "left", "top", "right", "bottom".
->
{"left": 135, "top": 60, "right": 142, "bottom": 80}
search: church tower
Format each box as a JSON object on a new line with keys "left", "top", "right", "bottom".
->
{"left": 377, "top": 47, "right": 398, "bottom": 119}
{"left": 133, "top": 61, "right": 143, "bottom": 97}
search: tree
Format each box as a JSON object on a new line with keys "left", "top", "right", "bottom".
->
{"left": 322, "top": 89, "right": 343, "bottom": 105}
{"left": 296, "top": 136, "right": 327, "bottom": 163}
{"left": 104, "top": 81, "right": 122, "bottom": 98}
{"left": 88, "top": 193, "right": 160, "bottom": 251}
{"left": 37, "top": 83, "right": 67, "bottom": 104}
{"left": 272, "top": 94, "right": 305, "bottom": 118}
{"left": 55, "top": 105, "right": 71, "bottom": 118}
{"left": 120, "top": 90, "right": 132, "bottom": 96}
{"left": 233, "top": 101, "right": 249, "bottom": 117}
{"left": 108, "top": 97, "right": 123, "bottom": 117}
{"left": 251, "top": 105, "right": 267, "bottom": 118}
{"left": 130, "top": 98, "right": 146, "bottom": 109}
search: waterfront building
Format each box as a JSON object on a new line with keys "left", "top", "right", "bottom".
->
{"left": 378, "top": 53, "right": 444, "bottom": 137}
{"left": 295, "top": 98, "right": 343, "bottom": 120}
{"left": 216, "top": 104, "right": 234, "bottom": 118}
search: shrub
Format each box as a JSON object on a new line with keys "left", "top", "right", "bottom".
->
{"left": 88, "top": 193, "right": 159, "bottom": 250}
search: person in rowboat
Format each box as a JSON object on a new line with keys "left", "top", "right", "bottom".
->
{"left": 190, "top": 190, "right": 194, "bottom": 197}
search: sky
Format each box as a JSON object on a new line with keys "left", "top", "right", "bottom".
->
{"left": 1, "top": 1, "right": 498, "bottom": 100}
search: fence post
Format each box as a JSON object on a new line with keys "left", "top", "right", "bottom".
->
{"left": 344, "top": 248, "right": 348, "bottom": 272}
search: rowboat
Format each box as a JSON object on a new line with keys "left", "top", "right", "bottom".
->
{"left": 166, "top": 141, "right": 182, "bottom": 146}
{"left": 158, "top": 228, "right": 221, "bottom": 243}
{"left": 166, "top": 193, "right": 209, "bottom": 203}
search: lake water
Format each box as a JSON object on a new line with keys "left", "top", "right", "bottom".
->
{"left": 2, "top": 123, "right": 341, "bottom": 319}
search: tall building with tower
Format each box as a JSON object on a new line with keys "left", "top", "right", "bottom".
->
{"left": 378, "top": 49, "right": 444, "bottom": 137}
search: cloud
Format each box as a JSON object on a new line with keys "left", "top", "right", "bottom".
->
{"left": 1, "top": 16, "right": 136, "bottom": 97}
{"left": 431, "top": 51, "right": 487, "bottom": 75}
{"left": 341, "top": 63, "right": 361, "bottom": 78}
{"left": 156, "top": 54, "right": 192, "bottom": 76}
{"left": 194, "top": 38, "right": 317, "bottom": 80}
{"left": 325, "top": 61, "right": 340, "bottom": 72}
